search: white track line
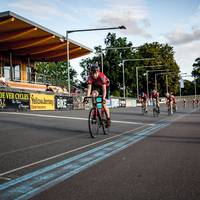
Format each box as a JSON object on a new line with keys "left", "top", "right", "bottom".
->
{"left": 0, "top": 112, "right": 155, "bottom": 126}
{"left": 0, "top": 125, "right": 148, "bottom": 177}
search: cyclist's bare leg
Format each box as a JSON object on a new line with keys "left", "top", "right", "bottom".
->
{"left": 102, "top": 103, "right": 110, "bottom": 119}
{"left": 102, "top": 103, "right": 111, "bottom": 127}
{"left": 156, "top": 100, "right": 160, "bottom": 112}
{"left": 170, "top": 101, "right": 173, "bottom": 114}
{"left": 144, "top": 101, "right": 148, "bottom": 112}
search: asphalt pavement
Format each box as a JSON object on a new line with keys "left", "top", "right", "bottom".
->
{"left": 0, "top": 101, "right": 199, "bottom": 200}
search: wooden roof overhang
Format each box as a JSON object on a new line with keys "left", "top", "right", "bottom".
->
{"left": 0, "top": 11, "right": 92, "bottom": 62}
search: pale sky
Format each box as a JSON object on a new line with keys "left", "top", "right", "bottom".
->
{"left": 1, "top": 0, "right": 200, "bottom": 80}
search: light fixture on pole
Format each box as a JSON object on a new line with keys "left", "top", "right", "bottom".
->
{"left": 66, "top": 25, "right": 126, "bottom": 94}
{"left": 99, "top": 46, "right": 136, "bottom": 73}
{"left": 145, "top": 68, "right": 167, "bottom": 97}
{"left": 135, "top": 61, "right": 161, "bottom": 99}
{"left": 154, "top": 71, "right": 178, "bottom": 94}
{"left": 122, "top": 58, "right": 155, "bottom": 99}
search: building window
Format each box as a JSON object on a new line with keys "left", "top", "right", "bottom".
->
{"left": 26, "top": 66, "right": 31, "bottom": 82}
{"left": 13, "top": 65, "right": 21, "bottom": 81}
{"left": 3, "top": 66, "right": 11, "bottom": 80}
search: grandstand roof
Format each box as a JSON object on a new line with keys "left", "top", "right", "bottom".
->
{"left": 0, "top": 11, "right": 92, "bottom": 62}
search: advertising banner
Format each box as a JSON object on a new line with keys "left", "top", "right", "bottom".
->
{"left": 0, "top": 90, "right": 29, "bottom": 110}
{"left": 55, "top": 95, "right": 74, "bottom": 110}
{"left": 30, "top": 93, "right": 54, "bottom": 110}
{"left": 111, "top": 98, "right": 119, "bottom": 108}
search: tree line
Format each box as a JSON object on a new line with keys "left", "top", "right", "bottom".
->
{"left": 36, "top": 33, "right": 200, "bottom": 97}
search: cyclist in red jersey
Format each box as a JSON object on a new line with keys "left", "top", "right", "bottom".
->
{"left": 85, "top": 63, "right": 110, "bottom": 127}
{"left": 196, "top": 99, "right": 199, "bottom": 107}
{"left": 151, "top": 89, "right": 160, "bottom": 113}
{"left": 166, "top": 92, "right": 176, "bottom": 113}
{"left": 139, "top": 92, "right": 148, "bottom": 113}
{"left": 192, "top": 99, "right": 195, "bottom": 108}
{"left": 170, "top": 92, "right": 177, "bottom": 111}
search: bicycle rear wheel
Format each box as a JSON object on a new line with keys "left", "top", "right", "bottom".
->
{"left": 152, "top": 100, "right": 156, "bottom": 117}
{"left": 88, "top": 107, "right": 100, "bottom": 138}
{"left": 156, "top": 108, "right": 159, "bottom": 117}
{"left": 153, "top": 108, "right": 156, "bottom": 117}
{"left": 168, "top": 105, "right": 173, "bottom": 115}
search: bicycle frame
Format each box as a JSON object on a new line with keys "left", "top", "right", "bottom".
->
{"left": 84, "top": 96, "right": 109, "bottom": 138}
{"left": 152, "top": 98, "right": 159, "bottom": 117}
{"left": 167, "top": 100, "right": 173, "bottom": 115}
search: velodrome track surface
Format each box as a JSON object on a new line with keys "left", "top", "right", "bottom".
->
{"left": 0, "top": 102, "right": 200, "bottom": 200}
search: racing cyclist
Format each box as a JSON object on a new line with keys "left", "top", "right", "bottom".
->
{"left": 151, "top": 89, "right": 160, "bottom": 113}
{"left": 166, "top": 92, "right": 176, "bottom": 114}
{"left": 85, "top": 63, "right": 111, "bottom": 127}
{"left": 139, "top": 92, "right": 148, "bottom": 113}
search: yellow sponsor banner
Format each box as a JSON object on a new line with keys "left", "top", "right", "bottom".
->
{"left": 30, "top": 93, "right": 55, "bottom": 111}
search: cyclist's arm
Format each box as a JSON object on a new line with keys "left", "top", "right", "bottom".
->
{"left": 102, "top": 84, "right": 107, "bottom": 100}
{"left": 86, "top": 84, "right": 92, "bottom": 97}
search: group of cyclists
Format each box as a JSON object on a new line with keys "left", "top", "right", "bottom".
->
{"left": 84, "top": 62, "right": 199, "bottom": 134}
{"left": 139, "top": 90, "right": 177, "bottom": 115}
{"left": 84, "top": 62, "right": 180, "bottom": 125}
{"left": 183, "top": 98, "right": 199, "bottom": 108}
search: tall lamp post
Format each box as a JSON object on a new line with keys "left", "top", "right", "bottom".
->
{"left": 155, "top": 71, "right": 180, "bottom": 93}
{"left": 122, "top": 58, "right": 155, "bottom": 99}
{"left": 99, "top": 46, "right": 137, "bottom": 72}
{"left": 66, "top": 25, "right": 126, "bottom": 94}
{"left": 135, "top": 64, "right": 162, "bottom": 98}
{"left": 155, "top": 72, "right": 173, "bottom": 93}
{"left": 145, "top": 68, "right": 167, "bottom": 97}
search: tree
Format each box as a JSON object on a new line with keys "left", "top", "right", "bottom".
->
{"left": 192, "top": 57, "right": 200, "bottom": 78}
{"left": 80, "top": 33, "right": 180, "bottom": 97}
{"left": 136, "top": 42, "right": 180, "bottom": 96}
{"left": 192, "top": 57, "right": 200, "bottom": 95}
{"left": 181, "top": 80, "right": 195, "bottom": 96}
{"left": 35, "top": 62, "right": 77, "bottom": 89}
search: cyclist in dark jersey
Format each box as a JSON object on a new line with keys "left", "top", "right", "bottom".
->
{"left": 151, "top": 89, "right": 160, "bottom": 113}
{"left": 85, "top": 63, "right": 110, "bottom": 127}
{"left": 196, "top": 99, "right": 199, "bottom": 107}
{"left": 139, "top": 92, "right": 148, "bottom": 113}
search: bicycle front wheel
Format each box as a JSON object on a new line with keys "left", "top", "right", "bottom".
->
{"left": 88, "top": 107, "right": 100, "bottom": 138}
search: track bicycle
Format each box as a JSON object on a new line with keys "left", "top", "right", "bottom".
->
{"left": 173, "top": 103, "right": 177, "bottom": 113}
{"left": 167, "top": 101, "right": 173, "bottom": 116}
{"left": 183, "top": 99, "right": 186, "bottom": 109}
{"left": 84, "top": 96, "right": 110, "bottom": 138}
{"left": 152, "top": 98, "right": 159, "bottom": 117}
{"left": 141, "top": 101, "right": 147, "bottom": 115}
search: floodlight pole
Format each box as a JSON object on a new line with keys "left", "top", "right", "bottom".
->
{"left": 195, "top": 79, "right": 197, "bottom": 99}
{"left": 136, "top": 65, "right": 163, "bottom": 98}
{"left": 66, "top": 25, "right": 126, "bottom": 94}
{"left": 100, "top": 46, "right": 136, "bottom": 73}
{"left": 66, "top": 31, "right": 70, "bottom": 94}
{"left": 122, "top": 58, "right": 155, "bottom": 99}
{"left": 135, "top": 60, "right": 158, "bottom": 99}
{"left": 146, "top": 69, "right": 167, "bottom": 97}
{"left": 155, "top": 71, "right": 179, "bottom": 94}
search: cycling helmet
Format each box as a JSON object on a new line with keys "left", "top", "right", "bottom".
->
{"left": 152, "top": 89, "right": 156, "bottom": 93}
{"left": 166, "top": 92, "right": 169, "bottom": 97}
{"left": 90, "top": 63, "right": 99, "bottom": 72}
